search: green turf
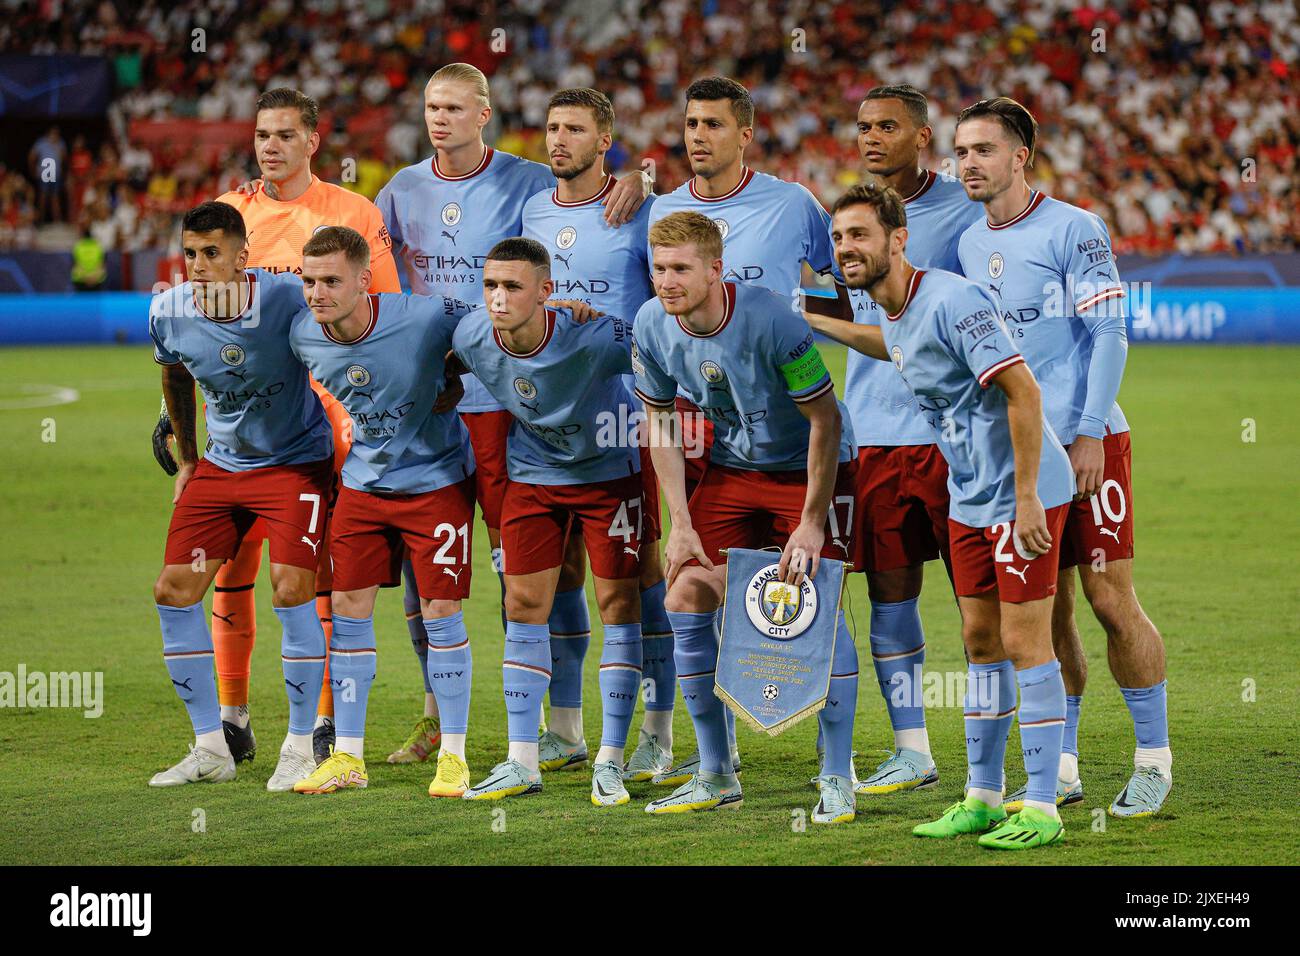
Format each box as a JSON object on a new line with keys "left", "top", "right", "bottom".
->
{"left": 0, "top": 343, "right": 1296, "bottom": 865}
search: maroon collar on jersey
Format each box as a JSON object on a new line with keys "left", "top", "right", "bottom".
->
{"left": 687, "top": 167, "right": 754, "bottom": 203}
{"left": 432, "top": 147, "right": 494, "bottom": 181}
{"left": 494, "top": 307, "right": 557, "bottom": 357}
{"left": 987, "top": 190, "right": 1045, "bottom": 230}
{"left": 886, "top": 270, "right": 925, "bottom": 322}
{"left": 194, "top": 270, "right": 257, "bottom": 323}
{"left": 676, "top": 282, "right": 736, "bottom": 338}
{"left": 901, "top": 169, "right": 937, "bottom": 204}
{"left": 323, "top": 293, "right": 379, "bottom": 345}
{"left": 552, "top": 175, "right": 615, "bottom": 207}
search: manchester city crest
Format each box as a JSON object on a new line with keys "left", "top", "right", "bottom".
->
{"left": 744, "top": 564, "right": 819, "bottom": 639}
{"left": 712, "top": 218, "right": 730, "bottom": 240}
{"left": 699, "top": 360, "right": 726, "bottom": 384}
{"left": 891, "top": 345, "right": 904, "bottom": 370}
{"left": 513, "top": 377, "right": 538, "bottom": 400}
{"left": 441, "top": 202, "right": 462, "bottom": 226}
{"left": 988, "top": 252, "right": 1004, "bottom": 279}
{"left": 556, "top": 226, "right": 577, "bottom": 249}
{"left": 346, "top": 365, "right": 371, "bottom": 388}
{"left": 219, "top": 343, "right": 246, "bottom": 367}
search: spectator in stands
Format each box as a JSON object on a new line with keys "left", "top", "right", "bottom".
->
{"left": 28, "top": 126, "right": 67, "bottom": 224}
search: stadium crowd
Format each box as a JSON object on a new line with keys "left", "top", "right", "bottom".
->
{"left": 4, "top": 0, "right": 1298, "bottom": 256}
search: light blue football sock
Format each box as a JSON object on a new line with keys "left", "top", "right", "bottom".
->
{"left": 329, "top": 614, "right": 377, "bottom": 741}
{"left": 670, "top": 610, "right": 730, "bottom": 775}
{"left": 598, "top": 623, "right": 642, "bottom": 749}
{"left": 965, "top": 659, "right": 1016, "bottom": 795}
{"left": 504, "top": 621, "right": 551, "bottom": 743}
{"left": 1063, "top": 694, "right": 1082, "bottom": 757}
{"left": 818, "top": 611, "right": 859, "bottom": 778}
{"left": 1120, "top": 680, "right": 1169, "bottom": 749}
{"left": 547, "top": 586, "right": 591, "bottom": 709}
{"left": 424, "top": 611, "right": 472, "bottom": 735}
{"left": 1017, "top": 659, "right": 1067, "bottom": 805}
{"left": 640, "top": 581, "right": 675, "bottom": 712}
{"left": 158, "top": 601, "right": 221, "bottom": 736}
{"left": 402, "top": 559, "right": 433, "bottom": 694}
{"left": 274, "top": 599, "right": 327, "bottom": 736}
{"left": 869, "top": 597, "right": 927, "bottom": 732}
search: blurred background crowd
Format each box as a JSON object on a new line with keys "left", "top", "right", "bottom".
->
{"left": 3, "top": 0, "right": 1298, "bottom": 266}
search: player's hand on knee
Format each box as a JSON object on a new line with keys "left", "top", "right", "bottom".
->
{"left": 779, "top": 520, "right": 824, "bottom": 586}
{"left": 172, "top": 461, "right": 196, "bottom": 505}
{"left": 1069, "top": 435, "right": 1105, "bottom": 500}
{"left": 665, "top": 525, "right": 712, "bottom": 589}
{"left": 1013, "top": 495, "right": 1052, "bottom": 556}
{"left": 152, "top": 410, "right": 178, "bottom": 476}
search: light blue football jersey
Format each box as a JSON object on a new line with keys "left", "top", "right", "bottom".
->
{"left": 375, "top": 147, "right": 555, "bottom": 413}
{"left": 845, "top": 170, "right": 985, "bottom": 446}
{"left": 522, "top": 178, "right": 656, "bottom": 398}
{"left": 878, "top": 269, "right": 1074, "bottom": 527}
{"left": 289, "top": 293, "right": 475, "bottom": 495}
{"left": 647, "top": 167, "right": 837, "bottom": 299}
{"left": 958, "top": 191, "right": 1130, "bottom": 445}
{"left": 452, "top": 306, "right": 639, "bottom": 486}
{"left": 632, "top": 282, "right": 855, "bottom": 471}
{"left": 149, "top": 269, "right": 331, "bottom": 471}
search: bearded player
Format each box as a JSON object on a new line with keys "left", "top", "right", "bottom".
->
{"left": 521, "top": 88, "right": 675, "bottom": 782}
{"left": 840, "top": 84, "right": 984, "bottom": 797}
{"left": 955, "top": 97, "right": 1171, "bottom": 818}
{"left": 634, "top": 212, "right": 860, "bottom": 823}
{"left": 151, "top": 88, "right": 401, "bottom": 767}
{"left": 646, "top": 76, "right": 851, "bottom": 787}
{"left": 808, "top": 183, "right": 1075, "bottom": 849}
{"left": 374, "top": 64, "right": 652, "bottom": 765}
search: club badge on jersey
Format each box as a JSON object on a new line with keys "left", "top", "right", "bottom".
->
{"left": 715, "top": 548, "right": 847, "bottom": 736}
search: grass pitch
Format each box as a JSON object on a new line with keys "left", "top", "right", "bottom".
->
{"left": 0, "top": 343, "right": 1296, "bottom": 865}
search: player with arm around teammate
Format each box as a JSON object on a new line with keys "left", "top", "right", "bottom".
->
{"left": 808, "top": 183, "right": 1076, "bottom": 849}
{"left": 285, "top": 226, "right": 478, "bottom": 797}
{"left": 147, "top": 201, "right": 333, "bottom": 791}
{"left": 452, "top": 238, "right": 645, "bottom": 808}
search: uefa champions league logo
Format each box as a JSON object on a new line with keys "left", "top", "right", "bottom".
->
{"left": 745, "top": 563, "right": 818, "bottom": 639}
{"left": 761, "top": 683, "right": 780, "bottom": 701}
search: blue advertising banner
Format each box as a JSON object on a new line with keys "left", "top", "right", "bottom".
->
{"left": 714, "top": 548, "right": 847, "bottom": 736}
{"left": 0, "top": 56, "right": 112, "bottom": 117}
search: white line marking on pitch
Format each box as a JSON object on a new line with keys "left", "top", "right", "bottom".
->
{"left": 0, "top": 384, "right": 82, "bottom": 410}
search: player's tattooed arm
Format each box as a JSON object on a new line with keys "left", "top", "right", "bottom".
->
{"left": 801, "top": 310, "right": 887, "bottom": 360}
{"left": 161, "top": 362, "right": 200, "bottom": 502}
{"left": 782, "top": 391, "right": 839, "bottom": 585}
{"left": 645, "top": 404, "right": 714, "bottom": 586}
{"left": 994, "top": 362, "right": 1052, "bottom": 556}
{"left": 602, "top": 160, "right": 655, "bottom": 228}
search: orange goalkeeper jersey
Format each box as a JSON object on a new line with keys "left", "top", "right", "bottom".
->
{"left": 215, "top": 175, "right": 401, "bottom": 293}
